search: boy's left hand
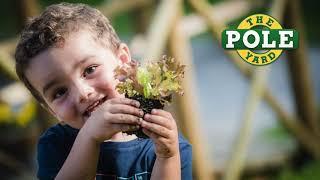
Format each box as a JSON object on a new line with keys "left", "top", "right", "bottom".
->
{"left": 141, "top": 109, "right": 179, "bottom": 158}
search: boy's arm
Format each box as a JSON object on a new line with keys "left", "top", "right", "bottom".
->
{"left": 55, "top": 98, "right": 142, "bottom": 180}
{"left": 152, "top": 137, "right": 193, "bottom": 180}
{"left": 141, "top": 109, "right": 181, "bottom": 180}
{"left": 55, "top": 128, "right": 100, "bottom": 180}
{"left": 151, "top": 154, "right": 181, "bottom": 180}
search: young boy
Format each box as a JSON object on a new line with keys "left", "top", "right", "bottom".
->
{"left": 14, "top": 2, "right": 192, "bottom": 180}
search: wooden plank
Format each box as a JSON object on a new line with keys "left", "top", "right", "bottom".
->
{"left": 285, "top": 0, "right": 319, "bottom": 135}
{"left": 169, "top": 5, "right": 213, "bottom": 180}
{"left": 19, "top": 0, "right": 40, "bottom": 21}
{"left": 142, "top": 0, "right": 181, "bottom": 61}
{"left": 225, "top": 67, "right": 271, "bottom": 180}
{"left": 0, "top": 49, "right": 18, "bottom": 80}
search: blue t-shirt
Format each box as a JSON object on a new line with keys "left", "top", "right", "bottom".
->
{"left": 37, "top": 124, "right": 193, "bottom": 180}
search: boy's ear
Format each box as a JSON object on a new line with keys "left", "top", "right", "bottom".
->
{"left": 116, "top": 43, "right": 131, "bottom": 64}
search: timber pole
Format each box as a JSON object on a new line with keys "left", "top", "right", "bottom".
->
{"left": 284, "top": 0, "right": 319, "bottom": 136}
{"left": 170, "top": 4, "right": 213, "bottom": 180}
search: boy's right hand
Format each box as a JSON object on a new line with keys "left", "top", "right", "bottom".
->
{"left": 81, "top": 98, "right": 144, "bottom": 143}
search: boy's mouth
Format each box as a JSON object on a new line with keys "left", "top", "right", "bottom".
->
{"left": 83, "top": 96, "right": 108, "bottom": 119}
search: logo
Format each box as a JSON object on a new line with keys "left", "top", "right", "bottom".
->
{"left": 222, "top": 14, "right": 299, "bottom": 66}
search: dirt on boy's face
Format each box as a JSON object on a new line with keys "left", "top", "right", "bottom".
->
{"left": 26, "top": 30, "right": 131, "bottom": 129}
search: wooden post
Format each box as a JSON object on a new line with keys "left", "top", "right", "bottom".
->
{"left": 19, "top": 0, "right": 40, "bottom": 21}
{"left": 224, "top": 67, "right": 271, "bottom": 180}
{"left": 284, "top": 0, "right": 319, "bottom": 136}
{"left": 169, "top": 5, "right": 213, "bottom": 180}
{"left": 142, "top": 0, "right": 181, "bottom": 61}
{"left": 0, "top": 49, "right": 18, "bottom": 80}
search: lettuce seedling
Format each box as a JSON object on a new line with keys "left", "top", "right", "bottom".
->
{"left": 114, "top": 56, "right": 185, "bottom": 138}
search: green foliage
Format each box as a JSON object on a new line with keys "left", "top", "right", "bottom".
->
{"left": 111, "top": 12, "right": 135, "bottom": 37}
{"left": 260, "top": 121, "right": 291, "bottom": 141}
{"left": 137, "top": 67, "right": 152, "bottom": 98}
{"left": 278, "top": 162, "right": 320, "bottom": 180}
{"left": 114, "top": 56, "right": 185, "bottom": 104}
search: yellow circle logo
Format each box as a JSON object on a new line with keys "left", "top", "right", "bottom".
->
{"left": 222, "top": 14, "right": 298, "bottom": 66}
{"left": 237, "top": 14, "right": 282, "bottom": 66}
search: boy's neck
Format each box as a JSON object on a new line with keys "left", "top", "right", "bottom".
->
{"left": 105, "top": 132, "right": 137, "bottom": 142}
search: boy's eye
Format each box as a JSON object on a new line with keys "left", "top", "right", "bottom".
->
{"left": 52, "top": 88, "right": 67, "bottom": 100}
{"left": 83, "top": 65, "right": 98, "bottom": 78}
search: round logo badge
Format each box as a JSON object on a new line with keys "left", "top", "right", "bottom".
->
{"left": 237, "top": 14, "right": 282, "bottom": 66}
{"left": 222, "top": 14, "right": 298, "bottom": 66}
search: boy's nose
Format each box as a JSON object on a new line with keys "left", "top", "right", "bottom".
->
{"left": 74, "top": 82, "right": 95, "bottom": 103}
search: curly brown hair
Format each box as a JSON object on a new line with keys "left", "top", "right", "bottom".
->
{"left": 15, "top": 2, "right": 121, "bottom": 106}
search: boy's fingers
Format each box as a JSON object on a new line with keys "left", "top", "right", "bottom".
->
{"left": 109, "top": 98, "right": 140, "bottom": 107}
{"left": 140, "top": 120, "right": 170, "bottom": 138}
{"left": 109, "top": 104, "right": 144, "bottom": 117}
{"left": 114, "top": 124, "right": 140, "bottom": 132}
{"left": 142, "top": 128, "right": 167, "bottom": 143}
{"left": 142, "top": 128, "right": 156, "bottom": 139}
{"left": 109, "top": 114, "right": 140, "bottom": 124}
{"left": 151, "top": 109, "right": 172, "bottom": 120}
{"left": 144, "top": 114, "right": 172, "bottom": 129}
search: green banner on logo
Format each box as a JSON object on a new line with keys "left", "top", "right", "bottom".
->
{"left": 222, "top": 29, "right": 299, "bottom": 50}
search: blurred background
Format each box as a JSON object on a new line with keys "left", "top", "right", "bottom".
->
{"left": 0, "top": 0, "right": 319, "bottom": 179}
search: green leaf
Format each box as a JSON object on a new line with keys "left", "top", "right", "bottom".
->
{"left": 137, "top": 67, "right": 152, "bottom": 98}
{"left": 114, "top": 56, "right": 185, "bottom": 103}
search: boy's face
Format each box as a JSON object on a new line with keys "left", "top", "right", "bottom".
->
{"left": 26, "top": 30, "right": 131, "bottom": 129}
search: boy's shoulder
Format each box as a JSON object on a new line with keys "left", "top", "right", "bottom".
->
{"left": 38, "top": 123, "right": 78, "bottom": 144}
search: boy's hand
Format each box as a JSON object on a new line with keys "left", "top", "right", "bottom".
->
{"left": 82, "top": 98, "right": 144, "bottom": 143}
{"left": 141, "top": 109, "right": 179, "bottom": 158}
